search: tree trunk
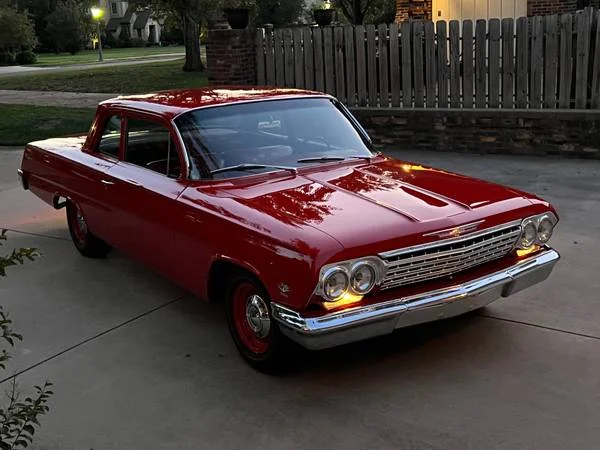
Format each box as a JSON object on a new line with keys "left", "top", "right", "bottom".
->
{"left": 182, "top": 13, "right": 204, "bottom": 72}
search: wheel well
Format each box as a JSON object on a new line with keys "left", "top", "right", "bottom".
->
{"left": 207, "top": 259, "right": 260, "bottom": 303}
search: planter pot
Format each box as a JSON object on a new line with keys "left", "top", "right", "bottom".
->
{"left": 314, "top": 9, "right": 334, "bottom": 26}
{"left": 223, "top": 8, "right": 250, "bottom": 29}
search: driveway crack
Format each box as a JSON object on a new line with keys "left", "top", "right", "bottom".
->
{"left": 0, "top": 294, "right": 186, "bottom": 384}
{"left": 480, "top": 313, "right": 600, "bottom": 341}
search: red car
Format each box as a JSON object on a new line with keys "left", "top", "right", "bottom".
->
{"left": 18, "top": 87, "right": 560, "bottom": 371}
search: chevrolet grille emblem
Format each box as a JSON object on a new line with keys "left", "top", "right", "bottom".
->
{"left": 424, "top": 220, "right": 485, "bottom": 239}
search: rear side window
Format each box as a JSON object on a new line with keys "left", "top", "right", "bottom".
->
{"left": 124, "top": 118, "right": 181, "bottom": 179}
{"left": 97, "top": 114, "right": 121, "bottom": 158}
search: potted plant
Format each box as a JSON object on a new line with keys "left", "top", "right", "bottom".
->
{"left": 223, "top": 0, "right": 255, "bottom": 29}
{"left": 313, "top": 0, "right": 335, "bottom": 26}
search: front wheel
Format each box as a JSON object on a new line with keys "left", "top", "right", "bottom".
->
{"left": 66, "top": 201, "right": 111, "bottom": 258}
{"left": 225, "top": 274, "right": 294, "bottom": 373}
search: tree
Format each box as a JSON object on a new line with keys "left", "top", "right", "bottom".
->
{"left": 363, "top": 0, "right": 394, "bottom": 24}
{"left": 254, "top": 0, "right": 305, "bottom": 27}
{"left": 0, "top": 6, "right": 37, "bottom": 56}
{"left": 0, "top": 230, "right": 52, "bottom": 450}
{"left": 333, "top": 0, "right": 394, "bottom": 25}
{"left": 332, "top": 0, "right": 370, "bottom": 24}
{"left": 136, "top": 0, "right": 222, "bottom": 72}
{"left": 45, "top": 0, "right": 86, "bottom": 54}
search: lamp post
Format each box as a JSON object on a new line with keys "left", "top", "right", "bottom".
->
{"left": 91, "top": 6, "right": 104, "bottom": 62}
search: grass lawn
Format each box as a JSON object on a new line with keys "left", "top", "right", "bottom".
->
{"left": 0, "top": 105, "right": 95, "bottom": 146}
{"left": 0, "top": 60, "right": 208, "bottom": 94}
{"left": 35, "top": 46, "right": 185, "bottom": 67}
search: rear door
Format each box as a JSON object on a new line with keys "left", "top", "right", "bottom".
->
{"left": 103, "top": 113, "right": 189, "bottom": 278}
{"left": 71, "top": 112, "right": 123, "bottom": 243}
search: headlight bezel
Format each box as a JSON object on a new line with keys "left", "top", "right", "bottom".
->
{"left": 321, "top": 266, "right": 350, "bottom": 301}
{"left": 317, "top": 257, "right": 385, "bottom": 302}
{"left": 516, "top": 212, "right": 558, "bottom": 250}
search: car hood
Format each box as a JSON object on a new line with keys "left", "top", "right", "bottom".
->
{"left": 201, "top": 157, "right": 543, "bottom": 258}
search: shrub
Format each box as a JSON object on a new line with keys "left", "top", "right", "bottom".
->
{"left": 129, "top": 38, "right": 146, "bottom": 48}
{"left": 0, "top": 52, "right": 15, "bottom": 66}
{"left": 15, "top": 51, "right": 37, "bottom": 65}
{"left": 103, "top": 32, "right": 119, "bottom": 49}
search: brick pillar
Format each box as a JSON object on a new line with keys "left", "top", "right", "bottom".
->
{"left": 527, "top": 0, "right": 578, "bottom": 16}
{"left": 395, "top": 0, "right": 410, "bottom": 22}
{"left": 395, "top": 0, "right": 433, "bottom": 23}
{"left": 206, "top": 29, "right": 257, "bottom": 86}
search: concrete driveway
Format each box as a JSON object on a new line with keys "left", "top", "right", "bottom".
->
{"left": 1, "top": 146, "right": 599, "bottom": 449}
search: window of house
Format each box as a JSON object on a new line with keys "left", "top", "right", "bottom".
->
{"left": 97, "top": 114, "right": 121, "bottom": 158}
{"left": 111, "top": 2, "right": 117, "bottom": 14}
{"left": 124, "top": 118, "right": 181, "bottom": 179}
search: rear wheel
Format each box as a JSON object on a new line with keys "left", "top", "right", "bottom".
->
{"left": 66, "top": 201, "right": 111, "bottom": 258}
{"left": 225, "top": 273, "right": 294, "bottom": 373}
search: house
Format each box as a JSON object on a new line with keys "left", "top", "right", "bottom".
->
{"left": 395, "top": 0, "right": 600, "bottom": 23}
{"left": 101, "top": 1, "right": 163, "bottom": 44}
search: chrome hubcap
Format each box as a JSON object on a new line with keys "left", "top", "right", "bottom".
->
{"left": 76, "top": 210, "right": 88, "bottom": 234}
{"left": 245, "top": 295, "right": 271, "bottom": 338}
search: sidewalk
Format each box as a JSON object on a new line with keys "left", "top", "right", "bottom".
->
{"left": 0, "top": 90, "right": 118, "bottom": 108}
{"left": 0, "top": 53, "right": 184, "bottom": 77}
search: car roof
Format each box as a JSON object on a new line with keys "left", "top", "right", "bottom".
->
{"left": 99, "top": 86, "right": 330, "bottom": 120}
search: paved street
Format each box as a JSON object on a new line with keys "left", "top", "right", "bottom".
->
{"left": 1, "top": 146, "right": 600, "bottom": 449}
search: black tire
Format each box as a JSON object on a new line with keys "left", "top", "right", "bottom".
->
{"left": 66, "top": 201, "right": 111, "bottom": 258}
{"left": 225, "top": 273, "right": 295, "bottom": 374}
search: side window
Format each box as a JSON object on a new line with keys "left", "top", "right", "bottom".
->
{"left": 124, "top": 118, "right": 181, "bottom": 179}
{"left": 97, "top": 114, "right": 121, "bottom": 158}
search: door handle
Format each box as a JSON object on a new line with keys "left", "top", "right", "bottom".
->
{"left": 101, "top": 179, "right": 115, "bottom": 185}
{"left": 124, "top": 179, "right": 142, "bottom": 187}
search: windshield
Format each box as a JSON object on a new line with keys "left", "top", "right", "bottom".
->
{"left": 174, "top": 97, "right": 374, "bottom": 179}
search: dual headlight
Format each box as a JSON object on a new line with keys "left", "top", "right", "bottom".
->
{"left": 516, "top": 212, "right": 558, "bottom": 249}
{"left": 317, "top": 258, "right": 385, "bottom": 302}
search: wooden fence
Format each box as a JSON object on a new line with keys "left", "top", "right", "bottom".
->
{"left": 255, "top": 7, "right": 600, "bottom": 109}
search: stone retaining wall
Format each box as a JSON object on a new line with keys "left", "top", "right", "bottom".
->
{"left": 351, "top": 109, "right": 600, "bottom": 158}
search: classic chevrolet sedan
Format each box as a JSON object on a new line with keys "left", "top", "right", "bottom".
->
{"left": 18, "top": 87, "right": 560, "bottom": 371}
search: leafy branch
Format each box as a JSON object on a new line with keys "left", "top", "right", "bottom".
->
{"left": 0, "top": 229, "right": 52, "bottom": 450}
{"left": 0, "top": 231, "right": 40, "bottom": 278}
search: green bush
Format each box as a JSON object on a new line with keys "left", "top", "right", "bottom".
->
{"left": 0, "top": 52, "right": 15, "bottom": 66}
{"left": 129, "top": 38, "right": 146, "bottom": 48}
{"left": 15, "top": 51, "right": 37, "bottom": 65}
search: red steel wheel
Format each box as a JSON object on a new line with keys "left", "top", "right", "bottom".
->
{"left": 231, "top": 282, "right": 271, "bottom": 355}
{"left": 67, "top": 202, "right": 89, "bottom": 247}
{"left": 66, "top": 201, "right": 111, "bottom": 258}
{"left": 225, "top": 273, "right": 294, "bottom": 373}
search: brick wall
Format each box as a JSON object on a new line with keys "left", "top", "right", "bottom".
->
{"left": 395, "top": 0, "right": 433, "bottom": 22}
{"left": 352, "top": 109, "right": 600, "bottom": 158}
{"left": 206, "top": 29, "right": 256, "bottom": 86}
{"left": 527, "top": 0, "right": 578, "bottom": 16}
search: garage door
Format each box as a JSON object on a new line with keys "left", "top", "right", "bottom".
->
{"left": 432, "top": 0, "right": 528, "bottom": 22}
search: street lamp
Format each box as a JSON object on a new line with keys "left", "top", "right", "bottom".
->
{"left": 91, "top": 6, "right": 104, "bottom": 62}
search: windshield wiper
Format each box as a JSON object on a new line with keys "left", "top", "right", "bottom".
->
{"left": 211, "top": 163, "right": 298, "bottom": 175}
{"left": 297, "top": 155, "right": 373, "bottom": 163}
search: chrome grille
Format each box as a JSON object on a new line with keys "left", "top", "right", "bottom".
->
{"left": 378, "top": 222, "right": 522, "bottom": 291}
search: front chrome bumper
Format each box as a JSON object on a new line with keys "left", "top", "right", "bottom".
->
{"left": 271, "top": 249, "right": 560, "bottom": 350}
